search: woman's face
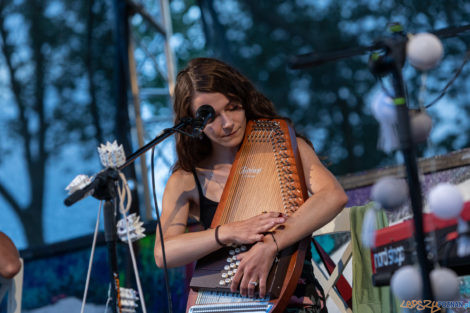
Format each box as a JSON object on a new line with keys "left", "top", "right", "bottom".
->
{"left": 192, "top": 92, "right": 246, "bottom": 149}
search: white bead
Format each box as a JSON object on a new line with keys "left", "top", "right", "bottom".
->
{"left": 431, "top": 268, "right": 459, "bottom": 301}
{"left": 219, "top": 280, "right": 225, "bottom": 286}
{"left": 371, "top": 176, "right": 408, "bottom": 211}
{"left": 407, "top": 33, "right": 443, "bottom": 71}
{"left": 391, "top": 265, "right": 422, "bottom": 300}
{"left": 428, "top": 183, "right": 464, "bottom": 219}
{"left": 224, "top": 265, "right": 230, "bottom": 271}
{"left": 411, "top": 111, "right": 432, "bottom": 143}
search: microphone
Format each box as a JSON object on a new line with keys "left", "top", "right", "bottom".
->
{"left": 192, "top": 104, "right": 215, "bottom": 138}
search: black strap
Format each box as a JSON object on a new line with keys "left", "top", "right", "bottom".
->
{"left": 191, "top": 169, "right": 204, "bottom": 198}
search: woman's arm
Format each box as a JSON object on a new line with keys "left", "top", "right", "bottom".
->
{"left": 267, "top": 137, "right": 348, "bottom": 250}
{"left": 154, "top": 170, "right": 286, "bottom": 268}
{"left": 231, "top": 137, "right": 348, "bottom": 297}
{"left": 154, "top": 170, "right": 222, "bottom": 268}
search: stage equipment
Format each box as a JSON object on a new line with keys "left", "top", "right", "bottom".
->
{"left": 289, "top": 23, "right": 470, "bottom": 303}
{"left": 192, "top": 104, "right": 216, "bottom": 138}
{"left": 371, "top": 202, "right": 470, "bottom": 287}
{"left": 186, "top": 119, "right": 309, "bottom": 313}
{"left": 64, "top": 115, "right": 211, "bottom": 313}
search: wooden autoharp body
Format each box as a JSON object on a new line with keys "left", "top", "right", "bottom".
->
{"left": 187, "top": 119, "right": 310, "bottom": 313}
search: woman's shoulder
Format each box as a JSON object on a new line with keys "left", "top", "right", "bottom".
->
{"left": 165, "top": 169, "right": 198, "bottom": 200}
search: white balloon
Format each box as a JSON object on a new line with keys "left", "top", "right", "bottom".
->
{"left": 430, "top": 268, "right": 459, "bottom": 301}
{"left": 407, "top": 33, "right": 444, "bottom": 71}
{"left": 411, "top": 111, "right": 432, "bottom": 143}
{"left": 371, "top": 176, "right": 408, "bottom": 211}
{"left": 391, "top": 265, "right": 423, "bottom": 300}
{"left": 428, "top": 183, "right": 464, "bottom": 219}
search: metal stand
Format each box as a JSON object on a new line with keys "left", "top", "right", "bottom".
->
{"left": 368, "top": 31, "right": 434, "bottom": 303}
{"left": 285, "top": 24, "right": 470, "bottom": 307}
{"left": 64, "top": 118, "right": 194, "bottom": 313}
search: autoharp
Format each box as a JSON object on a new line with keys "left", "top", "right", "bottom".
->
{"left": 186, "top": 119, "right": 310, "bottom": 313}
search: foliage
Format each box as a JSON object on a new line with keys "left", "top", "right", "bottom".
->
{"left": 0, "top": 0, "right": 115, "bottom": 246}
{"left": 163, "top": 0, "right": 470, "bottom": 175}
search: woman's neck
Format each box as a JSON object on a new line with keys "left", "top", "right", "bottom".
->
{"left": 208, "top": 144, "right": 239, "bottom": 166}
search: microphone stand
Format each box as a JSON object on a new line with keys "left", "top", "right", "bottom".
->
{"left": 286, "top": 23, "right": 470, "bottom": 306}
{"left": 64, "top": 118, "right": 194, "bottom": 313}
{"left": 368, "top": 31, "right": 435, "bottom": 304}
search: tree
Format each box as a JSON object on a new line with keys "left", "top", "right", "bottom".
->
{"left": 192, "top": 0, "right": 470, "bottom": 175}
{"left": 0, "top": 0, "right": 115, "bottom": 247}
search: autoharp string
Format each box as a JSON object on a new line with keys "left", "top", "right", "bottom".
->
{"left": 222, "top": 125, "right": 282, "bottom": 224}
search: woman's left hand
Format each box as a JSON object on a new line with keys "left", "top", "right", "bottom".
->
{"left": 230, "top": 239, "right": 277, "bottom": 298}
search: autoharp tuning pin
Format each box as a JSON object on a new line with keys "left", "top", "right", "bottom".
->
{"left": 282, "top": 168, "right": 293, "bottom": 175}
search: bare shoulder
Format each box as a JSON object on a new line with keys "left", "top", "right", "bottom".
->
{"left": 296, "top": 137, "right": 321, "bottom": 164}
{"left": 296, "top": 136, "right": 341, "bottom": 194}
{"left": 164, "top": 169, "right": 198, "bottom": 203}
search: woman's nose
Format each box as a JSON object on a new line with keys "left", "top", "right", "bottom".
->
{"left": 220, "top": 113, "right": 234, "bottom": 129}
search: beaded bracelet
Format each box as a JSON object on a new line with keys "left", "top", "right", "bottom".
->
{"left": 215, "top": 225, "right": 225, "bottom": 246}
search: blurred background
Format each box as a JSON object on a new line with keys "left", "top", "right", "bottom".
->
{"left": 0, "top": 0, "right": 469, "bottom": 311}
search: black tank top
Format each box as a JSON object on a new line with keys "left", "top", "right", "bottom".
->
{"left": 192, "top": 170, "right": 219, "bottom": 229}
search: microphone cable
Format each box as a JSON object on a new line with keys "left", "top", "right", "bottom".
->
{"left": 151, "top": 146, "right": 173, "bottom": 313}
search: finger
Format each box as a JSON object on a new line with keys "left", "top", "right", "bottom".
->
{"left": 260, "top": 218, "right": 285, "bottom": 232}
{"left": 247, "top": 277, "right": 258, "bottom": 298}
{"left": 230, "top": 264, "right": 243, "bottom": 293}
{"left": 239, "top": 272, "right": 249, "bottom": 297}
{"left": 236, "top": 252, "right": 246, "bottom": 261}
{"left": 253, "top": 234, "right": 264, "bottom": 242}
{"left": 258, "top": 274, "right": 268, "bottom": 298}
{"left": 262, "top": 212, "right": 282, "bottom": 219}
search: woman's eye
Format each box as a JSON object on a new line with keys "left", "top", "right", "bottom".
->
{"left": 228, "top": 104, "right": 242, "bottom": 111}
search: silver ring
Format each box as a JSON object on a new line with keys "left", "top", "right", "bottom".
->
{"left": 249, "top": 281, "right": 258, "bottom": 287}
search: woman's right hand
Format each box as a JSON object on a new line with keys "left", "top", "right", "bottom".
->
{"left": 217, "top": 212, "right": 287, "bottom": 245}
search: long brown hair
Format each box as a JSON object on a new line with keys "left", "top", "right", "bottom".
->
{"left": 172, "top": 57, "right": 280, "bottom": 172}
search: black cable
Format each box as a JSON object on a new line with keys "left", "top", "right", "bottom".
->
{"left": 151, "top": 146, "right": 173, "bottom": 313}
{"left": 425, "top": 49, "right": 470, "bottom": 109}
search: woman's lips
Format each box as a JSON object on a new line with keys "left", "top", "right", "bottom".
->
{"left": 224, "top": 128, "right": 238, "bottom": 137}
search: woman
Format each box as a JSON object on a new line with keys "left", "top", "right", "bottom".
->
{"left": 154, "top": 57, "right": 348, "bottom": 312}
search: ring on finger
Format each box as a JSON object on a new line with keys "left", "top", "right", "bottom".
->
{"left": 249, "top": 281, "right": 258, "bottom": 287}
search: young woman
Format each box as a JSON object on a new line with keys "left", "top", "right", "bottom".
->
{"left": 154, "top": 57, "right": 348, "bottom": 312}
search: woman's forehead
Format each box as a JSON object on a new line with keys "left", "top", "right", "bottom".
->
{"left": 191, "top": 92, "right": 230, "bottom": 112}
